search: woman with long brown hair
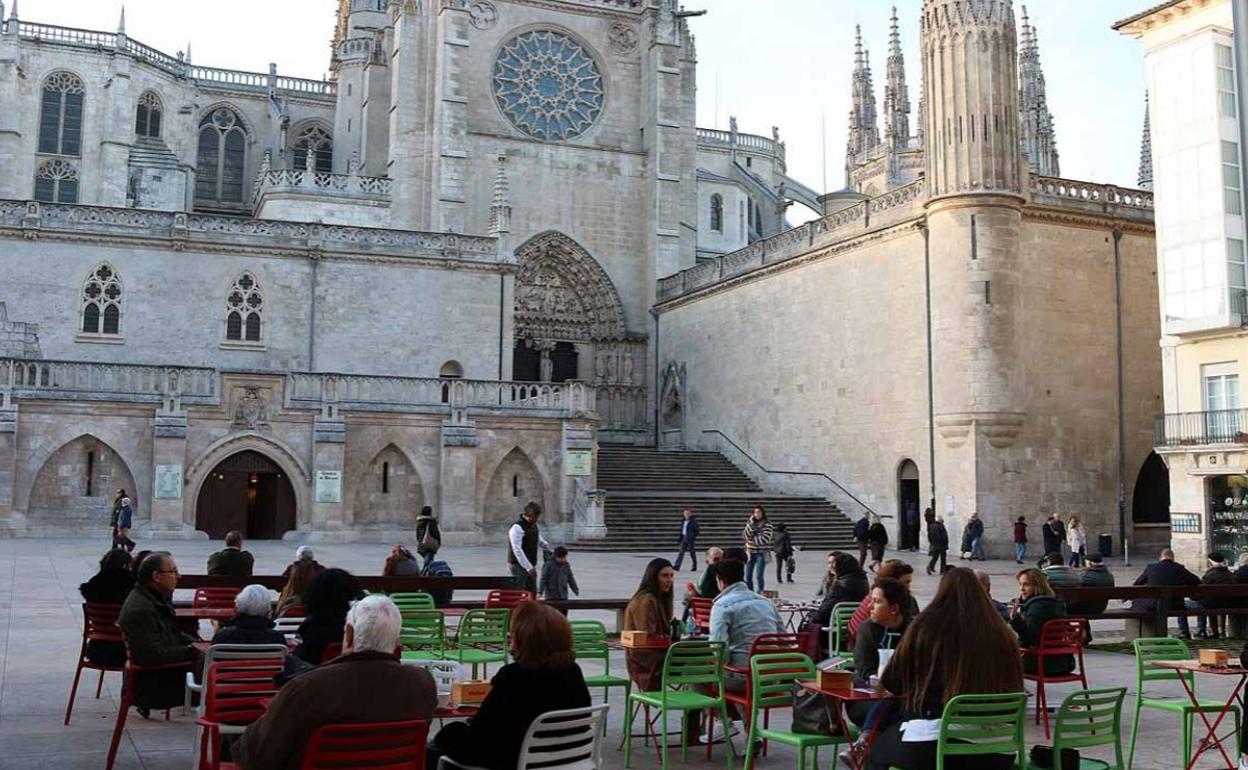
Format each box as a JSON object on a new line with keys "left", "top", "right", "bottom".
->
{"left": 622, "top": 557, "right": 675, "bottom": 691}
{"left": 274, "top": 557, "right": 319, "bottom": 617}
{"left": 868, "top": 567, "right": 1023, "bottom": 770}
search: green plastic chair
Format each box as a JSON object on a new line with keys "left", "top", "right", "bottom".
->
{"left": 624, "top": 639, "right": 735, "bottom": 770}
{"left": 389, "top": 592, "right": 436, "bottom": 610}
{"left": 570, "top": 620, "right": 630, "bottom": 734}
{"left": 1047, "top": 687, "right": 1127, "bottom": 770}
{"left": 890, "top": 692, "right": 1026, "bottom": 770}
{"left": 1128, "top": 637, "right": 1241, "bottom": 769}
{"left": 443, "top": 608, "right": 509, "bottom": 679}
{"left": 743, "top": 652, "right": 849, "bottom": 770}
{"left": 397, "top": 610, "right": 446, "bottom": 661}
{"left": 830, "top": 602, "right": 860, "bottom": 654}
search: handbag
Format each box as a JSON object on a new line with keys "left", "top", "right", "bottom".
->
{"left": 790, "top": 683, "right": 835, "bottom": 735}
{"left": 1029, "top": 746, "right": 1080, "bottom": 770}
{"left": 419, "top": 523, "right": 440, "bottom": 553}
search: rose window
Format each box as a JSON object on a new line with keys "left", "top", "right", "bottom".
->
{"left": 492, "top": 29, "right": 604, "bottom": 142}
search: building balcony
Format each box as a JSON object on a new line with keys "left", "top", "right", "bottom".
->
{"left": 1155, "top": 409, "right": 1248, "bottom": 449}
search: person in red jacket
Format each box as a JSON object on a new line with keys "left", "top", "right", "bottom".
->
{"left": 1013, "top": 517, "right": 1028, "bottom": 564}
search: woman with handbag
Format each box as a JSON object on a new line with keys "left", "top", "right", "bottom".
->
{"left": 416, "top": 506, "right": 442, "bottom": 569}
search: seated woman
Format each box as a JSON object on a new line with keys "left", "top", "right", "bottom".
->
{"left": 274, "top": 558, "right": 319, "bottom": 618}
{"left": 79, "top": 548, "right": 137, "bottom": 666}
{"left": 294, "top": 568, "right": 364, "bottom": 664}
{"left": 382, "top": 545, "right": 421, "bottom": 576}
{"left": 623, "top": 558, "right": 675, "bottom": 692}
{"left": 808, "top": 552, "right": 870, "bottom": 625}
{"left": 429, "top": 601, "right": 591, "bottom": 770}
{"left": 846, "top": 560, "right": 919, "bottom": 645}
{"left": 212, "top": 584, "right": 287, "bottom": 646}
{"left": 1010, "top": 568, "right": 1075, "bottom": 676}
{"left": 846, "top": 577, "right": 912, "bottom": 727}
{"left": 868, "top": 568, "right": 1023, "bottom": 770}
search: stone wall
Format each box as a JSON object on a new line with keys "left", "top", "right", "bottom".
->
{"left": 0, "top": 303, "right": 39, "bottom": 358}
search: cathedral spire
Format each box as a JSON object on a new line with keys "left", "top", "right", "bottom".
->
{"left": 1138, "top": 92, "right": 1153, "bottom": 190}
{"left": 846, "top": 25, "right": 880, "bottom": 183}
{"left": 490, "top": 154, "right": 512, "bottom": 238}
{"left": 1018, "top": 6, "right": 1060, "bottom": 177}
{"left": 117, "top": 5, "right": 126, "bottom": 35}
{"left": 883, "top": 6, "right": 911, "bottom": 152}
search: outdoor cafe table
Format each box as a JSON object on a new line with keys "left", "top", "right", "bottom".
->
{"left": 176, "top": 607, "right": 236, "bottom": 622}
{"left": 798, "top": 680, "right": 897, "bottom": 770}
{"left": 1151, "top": 659, "right": 1248, "bottom": 770}
{"left": 605, "top": 637, "right": 673, "bottom": 756}
{"left": 776, "top": 602, "right": 817, "bottom": 632}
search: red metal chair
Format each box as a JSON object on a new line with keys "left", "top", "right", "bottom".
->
{"left": 219, "top": 719, "right": 430, "bottom": 770}
{"left": 723, "top": 632, "right": 807, "bottom": 757}
{"left": 65, "top": 602, "right": 125, "bottom": 725}
{"left": 196, "top": 658, "right": 285, "bottom": 770}
{"left": 321, "top": 641, "right": 344, "bottom": 661}
{"left": 485, "top": 589, "right": 533, "bottom": 610}
{"left": 105, "top": 644, "right": 195, "bottom": 770}
{"left": 688, "top": 597, "right": 713, "bottom": 635}
{"left": 194, "top": 588, "right": 240, "bottom": 609}
{"left": 1021, "top": 618, "right": 1090, "bottom": 739}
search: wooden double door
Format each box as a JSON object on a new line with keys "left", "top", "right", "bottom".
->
{"left": 195, "top": 450, "right": 295, "bottom": 539}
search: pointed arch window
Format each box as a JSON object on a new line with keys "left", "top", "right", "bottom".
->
{"left": 34, "top": 158, "right": 79, "bottom": 203}
{"left": 710, "top": 193, "right": 723, "bottom": 232}
{"left": 135, "top": 91, "right": 163, "bottom": 138}
{"left": 291, "top": 125, "right": 333, "bottom": 173}
{"left": 196, "top": 107, "right": 248, "bottom": 206}
{"left": 38, "top": 72, "right": 84, "bottom": 157}
{"left": 80, "top": 264, "right": 123, "bottom": 338}
{"left": 223, "top": 272, "right": 264, "bottom": 344}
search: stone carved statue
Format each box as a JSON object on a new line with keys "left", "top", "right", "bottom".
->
{"left": 233, "top": 387, "right": 269, "bottom": 429}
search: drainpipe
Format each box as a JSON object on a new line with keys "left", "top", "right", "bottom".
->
{"left": 1113, "top": 226, "right": 1127, "bottom": 553}
{"left": 920, "top": 219, "right": 936, "bottom": 515}
{"left": 651, "top": 308, "right": 661, "bottom": 448}
{"left": 1233, "top": 1, "right": 1248, "bottom": 220}
{"left": 498, "top": 274, "right": 506, "bottom": 381}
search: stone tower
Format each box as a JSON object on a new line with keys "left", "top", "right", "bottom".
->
{"left": 922, "top": 0, "right": 1026, "bottom": 532}
{"left": 1018, "top": 7, "right": 1060, "bottom": 176}
{"left": 1138, "top": 92, "right": 1153, "bottom": 191}
{"left": 883, "top": 7, "right": 911, "bottom": 153}
{"left": 846, "top": 26, "right": 880, "bottom": 184}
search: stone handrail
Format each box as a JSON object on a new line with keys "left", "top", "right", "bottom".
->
{"left": 13, "top": 20, "right": 334, "bottom": 97}
{"left": 1, "top": 358, "right": 218, "bottom": 403}
{"left": 695, "top": 127, "right": 785, "bottom": 158}
{"left": 595, "top": 384, "right": 648, "bottom": 431}
{"left": 0, "top": 200, "right": 501, "bottom": 264}
{"left": 1030, "top": 175, "right": 1154, "bottom": 213}
{"left": 253, "top": 169, "right": 393, "bottom": 202}
{"left": 288, "top": 372, "right": 596, "bottom": 415}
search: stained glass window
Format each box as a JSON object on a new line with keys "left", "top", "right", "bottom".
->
{"left": 224, "top": 272, "right": 263, "bottom": 343}
{"left": 81, "top": 264, "right": 122, "bottom": 336}
{"left": 492, "top": 29, "right": 604, "bottom": 142}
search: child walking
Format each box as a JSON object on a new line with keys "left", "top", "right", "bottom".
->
{"left": 772, "top": 522, "right": 796, "bottom": 584}
{"left": 539, "top": 546, "right": 579, "bottom": 612}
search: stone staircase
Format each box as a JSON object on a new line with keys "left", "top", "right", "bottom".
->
{"left": 571, "top": 446, "right": 857, "bottom": 552}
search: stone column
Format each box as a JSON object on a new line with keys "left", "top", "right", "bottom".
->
{"left": 388, "top": 1, "right": 435, "bottom": 230}
{"left": 309, "top": 413, "right": 347, "bottom": 532}
{"left": 563, "top": 418, "right": 602, "bottom": 542}
{"left": 97, "top": 34, "right": 134, "bottom": 206}
{"left": 148, "top": 406, "right": 192, "bottom": 534}
{"left": 0, "top": 22, "right": 22, "bottom": 201}
{"left": 439, "top": 393, "right": 479, "bottom": 542}
{"left": 0, "top": 399, "right": 17, "bottom": 528}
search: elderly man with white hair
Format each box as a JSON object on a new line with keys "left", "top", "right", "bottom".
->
{"left": 280, "top": 544, "right": 324, "bottom": 580}
{"left": 211, "top": 584, "right": 286, "bottom": 645}
{"left": 233, "top": 595, "right": 437, "bottom": 770}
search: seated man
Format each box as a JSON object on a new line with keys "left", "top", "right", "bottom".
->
{"left": 207, "top": 530, "right": 255, "bottom": 577}
{"left": 708, "top": 558, "right": 784, "bottom": 738}
{"left": 1040, "top": 551, "right": 1081, "bottom": 589}
{"left": 695, "top": 547, "right": 725, "bottom": 600}
{"left": 1133, "top": 547, "right": 1201, "bottom": 639}
{"left": 234, "top": 595, "right": 437, "bottom": 770}
{"left": 118, "top": 552, "right": 197, "bottom": 716}
{"left": 1067, "top": 552, "right": 1115, "bottom": 616}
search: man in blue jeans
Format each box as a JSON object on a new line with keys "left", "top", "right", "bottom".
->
{"left": 673, "top": 509, "right": 700, "bottom": 571}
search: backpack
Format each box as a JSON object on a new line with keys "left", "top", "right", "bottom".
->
{"left": 853, "top": 518, "right": 870, "bottom": 540}
{"left": 421, "top": 559, "right": 454, "bottom": 607}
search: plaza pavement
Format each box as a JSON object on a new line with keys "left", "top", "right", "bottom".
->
{"left": 0, "top": 537, "right": 1232, "bottom": 768}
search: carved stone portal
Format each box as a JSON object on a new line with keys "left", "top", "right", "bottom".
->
{"left": 514, "top": 231, "right": 627, "bottom": 344}
{"left": 232, "top": 387, "right": 270, "bottom": 430}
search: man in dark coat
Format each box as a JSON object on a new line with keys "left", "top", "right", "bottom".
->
{"left": 673, "top": 509, "right": 701, "bottom": 571}
{"left": 1042, "top": 515, "right": 1063, "bottom": 556}
{"left": 853, "top": 514, "right": 870, "bottom": 567}
{"left": 1133, "top": 548, "right": 1201, "bottom": 638}
{"left": 1067, "top": 552, "right": 1116, "bottom": 615}
{"left": 207, "top": 530, "right": 255, "bottom": 577}
{"left": 234, "top": 596, "right": 437, "bottom": 770}
{"left": 117, "top": 552, "right": 197, "bottom": 713}
{"left": 926, "top": 516, "right": 949, "bottom": 575}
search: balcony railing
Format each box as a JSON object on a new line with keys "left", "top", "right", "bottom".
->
{"left": 1155, "top": 409, "right": 1248, "bottom": 448}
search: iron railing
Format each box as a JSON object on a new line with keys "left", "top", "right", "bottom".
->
{"left": 1155, "top": 409, "right": 1248, "bottom": 447}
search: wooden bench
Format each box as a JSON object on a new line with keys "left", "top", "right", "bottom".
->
{"left": 1056, "top": 585, "right": 1248, "bottom": 640}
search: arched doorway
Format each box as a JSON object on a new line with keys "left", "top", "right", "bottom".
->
{"left": 27, "top": 434, "right": 139, "bottom": 531}
{"left": 1132, "top": 451, "right": 1171, "bottom": 524}
{"left": 484, "top": 448, "right": 547, "bottom": 533}
{"left": 196, "top": 450, "right": 296, "bottom": 539}
{"left": 897, "top": 459, "right": 921, "bottom": 550}
{"left": 513, "top": 231, "right": 629, "bottom": 384}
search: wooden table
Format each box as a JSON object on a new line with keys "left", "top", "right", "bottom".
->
{"left": 799, "top": 680, "right": 896, "bottom": 770}
{"left": 1151, "top": 660, "right": 1248, "bottom": 770}
{"left": 176, "top": 607, "right": 235, "bottom": 621}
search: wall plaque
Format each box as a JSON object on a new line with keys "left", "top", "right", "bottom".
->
{"left": 154, "top": 464, "right": 182, "bottom": 500}
{"left": 565, "top": 449, "right": 593, "bottom": 476}
{"left": 315, "top": 469, "right": 342, "bottom": 503}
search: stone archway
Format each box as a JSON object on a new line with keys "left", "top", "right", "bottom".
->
{"left": 26, "top": 434, "right": 139, "bottom": 531}
{"left": 186, "top": 432, "right": 310, "bottom": 533}
{"left": 483, "top": 447, "right": 547, "bottom": 531}
{"left": 351, "top": 444, "right": 425, "bottom": 528}
{"left": 195, "top": 450, "right": 296, "bottom": 539}
{"left": 513, "top": 231, "right": 634, "bottom": 384}
{"left": 897, "top": 459, "right": 921, "bottom": 550}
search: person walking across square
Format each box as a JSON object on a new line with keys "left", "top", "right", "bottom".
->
{"left": 742, "top": 507, "right": 774, "bottom": 593}
{"left": 673, "top": 509, "right": 700, "bottom": 571}
{"left": 1013, "top": 516, "right": 1028, "bottom": 564}
{"left": 772, "top": 522, "right": 796, "bottom": 584}
{"left": 926, "top": 516, "right": 949, "bottom": 576}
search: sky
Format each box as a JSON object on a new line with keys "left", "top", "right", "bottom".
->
{"left": 25, "top": 0, "right": 1152, "bottom": 217}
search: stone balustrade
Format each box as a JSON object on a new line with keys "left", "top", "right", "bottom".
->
{"left": 1030, "top": 176, "right": 1155, "bottom": 214}
{"left": 0, "top": 199, "right": 502, "bottom": 265}
{"left": 1, "top": 358, "right": 597, "bottom": 418}
{"left": 696, "top": 127, "right": 786, "bottom": 159}
{"left": 253, "top": 169, "right": 393, "bottom": 203}
{"left": 595, "top": 384, "right": 648, "bottom": 430}
{"left": 11, "top": 21, "right": 335, "bottom": 98}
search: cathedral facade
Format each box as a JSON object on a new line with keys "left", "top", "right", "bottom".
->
{"left": 0, "top": 0, "right": 1162, "bottom": 553}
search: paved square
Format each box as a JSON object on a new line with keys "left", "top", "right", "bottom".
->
{"left": 0, "top": 538, "right": 1231, "bottom": 769}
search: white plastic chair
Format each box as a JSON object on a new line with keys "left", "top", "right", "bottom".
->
{"left": 273, "top": 616, "right": 304, "bottom": 635}
{"left": 185, "top": 643, "right": 287, "bottom": 770}
{"left": 438, "top": 704, "right": 609, "bottom": 770}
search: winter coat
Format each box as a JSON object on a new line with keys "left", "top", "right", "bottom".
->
{"left": 539, "top": 559, "right": 579, "bottom": 601}
{"left": 211, "top": 614, "right": 288, "bottom": 646}
{"left": 743, "top": 519, "right": 774, "bottom": 556}
{"left": 293, "top": 612, "right": 347, "bottom": 665}
{"left": 1042, "top": 520, "right": 1063, "bottom": 554}
{"left": 927, "top": 521, "right": 949, "bottom": 555}
{"left": 1201, "top": 565, "right": 1237, "bottom": 610}
{"left": 678, "top": 516, "right": 701, "bottom": 546}
{"left": 1067, "top": 525, "right": 1086, "bottom": 552}
{"left": 117, "top": 583, "right": 197, "bottom": 709}
{"left": 383, "top": 554, "right": 422, "bottom": 576}
{"left": 773, "top": 530, "right": 794, "bottom": 559}
{"left": 1013, "top": 522, "right": 1027, "bottom": 544}
{"left": 416, "top": 516, "right": 442, "bottom": 555}
{"left": 116, "top": 497, "right": 134, "bottom": 530}
{"left": 853, "top": 517, "right": 870, "bottom": 542}
{"left": 866, "top": 522, "right": 888, "bottom": 546}
{"left": 1132, "top": 559, "right": 1201, "bottom": 612}
{"left": 79, "top": 568, "right": 135, "bottom": 666}
{"left": 207, "top": 547, "right": 255, "bottom": 577}
{"left": 809, "top": 568, "right": 870, "bottom": 626}
{"left": 1011, "top": 594, "right": 1075, "bottom": 676}
{"left": 1068, "top": 564, "right": 1116, "bottom": 615}
{"left": 623, "top": 592, "right": 671, "bottom": 692}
